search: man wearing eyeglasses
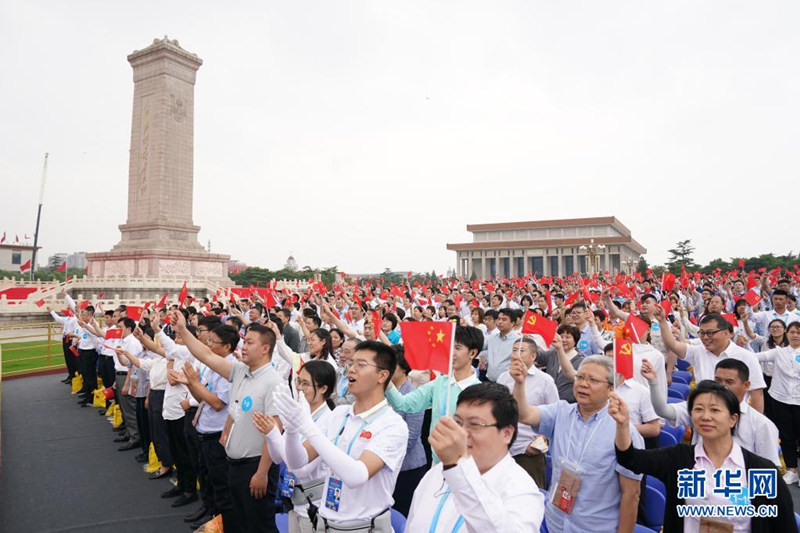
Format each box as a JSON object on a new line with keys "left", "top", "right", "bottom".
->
{"left": 170, "top": 310, "right": 285, "bottom": 533}
{"left": 405, "top": 382, "right": 545, "bottom": 532}
{"left": 274, "top": 340, "right": 408, "bottom": 532}
{"left": 655, "top": 307, "right": 766, "bottom": 413}
{"left": 513, "top": 355, "right": 644, "bottom": 533}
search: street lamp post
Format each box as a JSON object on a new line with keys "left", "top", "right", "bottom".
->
{"left": 579, "top": 239, "right": 606, "bottom": 275}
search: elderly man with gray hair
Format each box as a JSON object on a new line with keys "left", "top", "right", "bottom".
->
{"left": 512, "top": 354, "right": 645, "bottom": 533}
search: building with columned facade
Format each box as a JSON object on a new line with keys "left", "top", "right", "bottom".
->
{"left": 447, "top": 216, "right": 646, "bottom": 279}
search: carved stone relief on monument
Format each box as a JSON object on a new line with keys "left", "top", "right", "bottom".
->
{"left": 159, "top": 259, "right": 192, "bottom": 275}
{"left": 169, "top": 94, "right": 186, "bottom": 122}
{"left": 105, "top": 259, "right": 136, "bottom": 276}
{"left": 193, "top": 261, "right": 223, "bottom": 277}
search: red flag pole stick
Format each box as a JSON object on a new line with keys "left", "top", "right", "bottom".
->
{"left": 444, "top": 322, "right": 457, "bottom": 416}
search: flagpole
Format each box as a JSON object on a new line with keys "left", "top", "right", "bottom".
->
{"left": 444, "top": 321, "right": 456, "bottom": 417}
{"left": 30, "top": 153, "right": 48, "bottom": 281}
{"left": 612, "top": 338, "right": 617, "bottom": 391}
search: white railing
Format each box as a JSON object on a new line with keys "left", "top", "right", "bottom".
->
{"left": 0, "top": 276, "right": 312, "bottom": 314}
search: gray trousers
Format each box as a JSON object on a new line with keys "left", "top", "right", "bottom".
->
{"left": 115, "top": 373, "right": 138, "bottom": 441}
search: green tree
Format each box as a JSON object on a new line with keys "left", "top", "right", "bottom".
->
{"left": 665, "top": 240, "right": 697, "bottom": 273}
{"left": 636, "top": 256, "right": 649, "bottom": 276}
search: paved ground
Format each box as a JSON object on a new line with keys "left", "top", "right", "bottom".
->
{"left": 0, "top": 374, "right": 191, "bottom": 532}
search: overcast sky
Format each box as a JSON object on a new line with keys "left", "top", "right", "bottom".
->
{"left": 2, "top": 1, "right": 798, "bottom": 274}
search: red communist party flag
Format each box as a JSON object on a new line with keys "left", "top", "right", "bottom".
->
{"left": 661, "top": 272, "right": 676, "bottom": 293}
{"left": 624, "top": 314, "right": 650, "bottom": 343}
{"left": 57, "top": 262, "right": 66, "bottom": 272}
{"left": 400, "top": 321, "right": 454, "bottom": 374}
{"left": 521, "top": 310, "right": 558, "bottom": 347}
{"left": 126, "top": 305, "right": 144, "bottom": 321}
{"left": 614, "top": 338, "right": 634, "bottom": 380}
{"left": 178, "top": 281, "right": 188, "bottom": 307}
{"left": 105, "top": 328, "right": 123, "bottom": 340}
{"left": 742, "top": 290, "right": 762, "bottom": 308}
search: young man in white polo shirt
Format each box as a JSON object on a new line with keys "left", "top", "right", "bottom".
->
{"left": 170, "top": 310, "right": 284, "bottom": 533}
{"left": 655, "top": 307, "right": 766, "bottom": 413}
{"left": 274, "top": 340, "right": 408, "bottom": 532}
{"left": 405, "top": 382, "right": 545, "bottom": 531}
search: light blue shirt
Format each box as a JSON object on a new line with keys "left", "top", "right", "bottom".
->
{"left": 196, "top": 354, "right": 235, "bottom": 434}
{"left": 536, "top": 400, "right": 644, "bottom": 533}
{"left": 576, "top": 325, "right": 602, "bottom": 356}
{"left": 483, "top": 330, "right": 520, "bottom": 381}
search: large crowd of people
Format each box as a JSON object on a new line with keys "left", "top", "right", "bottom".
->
{"left": 48, "top": 267, "right": 800, "bottom": 532}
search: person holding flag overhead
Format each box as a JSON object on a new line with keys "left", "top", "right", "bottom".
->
{"left": 274, "top": 341, "right": 407, "bottom": 532}
{"left": 386, "top": 325, "right": 483, "bottom": 463}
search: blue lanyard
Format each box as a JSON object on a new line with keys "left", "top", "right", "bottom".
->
{"left": 429, "top": 488, "right": 464, "bottom": 533}
{"left": 333, "top": 405, "right": 386, "bottom": 456}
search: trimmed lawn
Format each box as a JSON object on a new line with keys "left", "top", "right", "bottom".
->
{"left": 1, "top": 339, "right": 65, "bottom": 377}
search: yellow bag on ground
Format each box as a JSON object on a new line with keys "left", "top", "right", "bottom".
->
{"left": 71, "top": 375, "right": 83, "bottom": 394}
{"left": 92, "top": 389, "right": 106, "bottom": 408}
{"left": 194, "top": 514, "right": 222, "bottom": 533}
{"left": 112, "top": 405, "right": 123, "bottom": 428}
{"left": 105, "top": 401, "right": 116, "bottom": 417}
{"left": 145, "top": 442, "right": 162, "bottom": 473}
{"left": 97, "top": 377, "right": 104, "bottom": 389}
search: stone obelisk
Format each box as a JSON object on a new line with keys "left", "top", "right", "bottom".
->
{"left": 87, "top": 36, "right": 229, "bottom": 280}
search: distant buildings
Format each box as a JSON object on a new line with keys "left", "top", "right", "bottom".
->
{"left": 47, "top": 252, "right": 88, "bottom": 271}
{"left": 284, "top": 254, "right": 298, "bottom": 271}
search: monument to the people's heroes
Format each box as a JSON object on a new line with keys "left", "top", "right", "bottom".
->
{"left": 86, "top": 36, "right": 230, "bottom": 283}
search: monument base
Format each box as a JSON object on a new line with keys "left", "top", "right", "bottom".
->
{"left": 86, "top": 249, "right": 231, "bottom": 281}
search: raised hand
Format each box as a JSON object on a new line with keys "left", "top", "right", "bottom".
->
{"left": 607, "top": 391, "right": 630, "bottom": 426}
{"left": 640, "top": 358, "right": 657, "bottom": 381}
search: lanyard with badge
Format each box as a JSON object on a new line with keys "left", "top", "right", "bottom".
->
{"left": 429, "top": 486, "right": 465, "bottom": 533}
{"left": 324, "top": 405, "right": 388, "bottom": 513}
{"left": 551, "top": 413, "right": 607, "bottom": 515}
{"left": 280, "top": 406, "right": 330, "bottom": 498}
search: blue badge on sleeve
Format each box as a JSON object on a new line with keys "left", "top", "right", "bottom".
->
{"left": 241, "top": 396, "right": 253, "bottom": 412}
{"left": 651, "top": 322, "right": 661, "bottom": 332}
{"left": 325, "top": 476, "right": 342, "bottom": 512}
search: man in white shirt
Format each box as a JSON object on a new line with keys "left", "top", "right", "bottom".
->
{"left": 656, "top": 307, "right": 766, "bottom": 413}
{"left": 750, "top": 289, "right": 800, "bottom": 333}
{"left": 496, "top": 337, "right": 559, "bottom": 487}
{"left": 405, "top": 382, "right": 545, "bottom": 532}
{"left": 275, "top": 340, "right": 408, "bottom": 532}
{"left": 48, "top": 303, "right": 79, "bottom": 383}
{"left": 643, "top": 358, "right": 781, "bottom": 467}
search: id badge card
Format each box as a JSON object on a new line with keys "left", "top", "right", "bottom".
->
{"left": 325, "top": 476, "right": 343, "bottom": 512}
{"left": 551, "top": 460, "right": 583, "bottom": 515}
{"left": 279, "top": 472, "right": 296, "bottom": 498}
{"left": 699, "top": 518, "right": 734, "bottom": 533}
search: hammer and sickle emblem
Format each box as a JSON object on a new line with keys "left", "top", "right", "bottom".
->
{"left": 620, "top": 344, "right": 632, "bottom": 356}
{"left": 527, "top": 315, "right": 537, "bottom": 326}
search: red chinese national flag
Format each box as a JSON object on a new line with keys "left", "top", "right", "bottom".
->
{"left": 614, "top": 338, "right": 634, "bottom": 380}
{"left": 661, "top": 272, "right": 676, "bottom": 293}
{"left": 105, "top": 328, "right": 123, "bottom": 340}
{"left": 564, "top": 291, "right": 579, "bottom": 306}
{"left": 126, "top": 305, "right": 143, "bottom": 321}
{"left": 178, "top": 281, "right": 188, "bottom": 307}
{"left": 157, "top": 291, "right": 169, "bottom": 308}
{"left": 19, "top": 259, "right": 31, "bottom": 273}
{"left": 521, "top": 310, "right": 558, "bottom": 347}
{"left": 57, "top": 262, "right": 66, "bottom": 272}
{"left": 35, "top": 299, "right": 46, "bottom": 307}
{"left": 624, "top": 314, "right": 650, "bottom": 343}
{"left": 400, "top": 321, "right": 454, "bottom": 374}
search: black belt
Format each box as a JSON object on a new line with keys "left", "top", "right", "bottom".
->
{"left": 227, "top": 456, "right": 260, "bottom": 465}
{"left": 186, "top": 406, "right": 198, "bottom": 414}
{"left": 197, "top": 431, "right": 222, "bottom": 442}
{"left": 116, "top": 371, "right": 128, "bottom": 376}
